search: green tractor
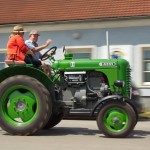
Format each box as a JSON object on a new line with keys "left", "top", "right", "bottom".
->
{"left": 0, "top": 46, "right": 138, "bottom": 138}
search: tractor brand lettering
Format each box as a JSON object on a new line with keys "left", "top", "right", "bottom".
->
{"left": 99, "top": 62, "right": 116, "bottom": 66}
{"left": 70, "top": 62, "right": 75, "bottom": 67}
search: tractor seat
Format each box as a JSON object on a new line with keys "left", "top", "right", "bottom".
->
{"left": 5, "top": 60, "right": 26, "bottom": 65}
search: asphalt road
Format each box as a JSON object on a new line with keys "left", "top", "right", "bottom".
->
{"left": 0, "top": 119, "right": 150, "bottom": 150}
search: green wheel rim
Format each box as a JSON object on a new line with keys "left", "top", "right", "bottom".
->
{"left": 0, "top": 85, "right": 39, "bottom": 126}
{"left": 103, "top": 107, "right": 129, "bottom": 133}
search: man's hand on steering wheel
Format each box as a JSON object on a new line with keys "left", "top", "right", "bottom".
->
{"left": 51, "top": 49, "right": 56, "bottom": 55}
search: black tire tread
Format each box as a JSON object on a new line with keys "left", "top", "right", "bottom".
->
{"left": 0, "top": 75, "right": 52, "bottom": 135}
{"left": 96, "top": 101, "right": 137, "bottom": 138}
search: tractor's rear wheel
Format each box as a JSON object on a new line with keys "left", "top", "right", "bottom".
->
{"left": 0, "top": 75, "right": 52, "bottom": 135}
{"left": 43, "top": 112, "right": 64, "bottom": 129}
{"left": 96, "top": 101, "right": 137, "bottom": 138}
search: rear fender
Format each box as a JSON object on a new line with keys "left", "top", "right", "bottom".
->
{"left": 0, "top": 66, "right": 55, "bottom": 98}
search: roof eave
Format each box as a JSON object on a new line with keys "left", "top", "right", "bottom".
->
{"left": 1, "top": 15, "right": 150, "bottom": 26}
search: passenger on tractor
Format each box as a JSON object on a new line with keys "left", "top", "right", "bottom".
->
{"left": 6, "top": 24, "right": 49, "bottom": 75}
{"left": 25, "top": 30, "right": 52, "bottom": 75}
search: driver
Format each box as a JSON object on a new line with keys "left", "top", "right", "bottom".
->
{"left": 25, "top": 30, "right": 52, "bottom": 75}
{"left": 25, "top": 30, "right": 52, "bottom": 59}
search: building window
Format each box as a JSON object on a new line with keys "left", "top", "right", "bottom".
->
{"left": 0, "top": 50, "right": 7, "bottom": 69}
{"left": 65, "top": 45, "right": 96, "bottom": 59}
{"left": 72, "top": 53, "right": 91, "bottom": 59}
{"left": 143, "top": 49, "right": 150, "bottom": 83}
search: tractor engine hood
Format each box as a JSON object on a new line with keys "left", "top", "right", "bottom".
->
{"left": 52, "top": 58, "right": 128, "bottom": 71}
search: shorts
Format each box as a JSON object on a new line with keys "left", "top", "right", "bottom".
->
{"left": 24, "top": 55, "right": 42, "bottom": 68}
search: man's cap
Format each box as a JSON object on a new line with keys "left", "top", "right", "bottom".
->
{"left": 12, "top": 25, "right": 26, "bottom": 33}
{"left": 29, "top": 30, "right": 40, "bottom": 36}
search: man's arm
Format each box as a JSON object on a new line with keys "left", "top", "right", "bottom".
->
{"left": 31, "top": 39, "right": 52, "bottom": 52}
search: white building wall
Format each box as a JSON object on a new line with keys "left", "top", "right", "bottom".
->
{"left": 0, "top": 18, "right": 150, "bottom": 97}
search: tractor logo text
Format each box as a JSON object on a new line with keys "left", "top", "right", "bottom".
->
{"left": 99, "top": 62, "right": 116, "bottom": 66}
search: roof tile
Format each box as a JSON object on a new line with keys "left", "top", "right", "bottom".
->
{"left": 0, "top": 0, "right": 150, "bottom": 24}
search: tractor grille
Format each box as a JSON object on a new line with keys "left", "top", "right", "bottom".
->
{"left": 126, "top": 64, "right": 131, "bottom": 97}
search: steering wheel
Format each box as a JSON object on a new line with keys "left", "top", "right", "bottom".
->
{"left": 41, "top": 46, "right": 57, "bottom": 61}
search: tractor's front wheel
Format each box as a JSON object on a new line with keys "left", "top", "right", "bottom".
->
{"left": 0, "top": 75, "right": 52, "bottom": 135}
{"left": 96, "top": 101, "right": 137, "bottom": 138}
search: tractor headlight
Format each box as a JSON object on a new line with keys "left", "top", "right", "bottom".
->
{"left": 114, "top": 80, "right": 125, "bottom": 88}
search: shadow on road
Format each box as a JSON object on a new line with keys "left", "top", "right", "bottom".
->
{"left": 2, "top": 127, "right": 150, "bottom": 138}
{"left": 31, "top": 127, "right": 150, "bottom": 139}
{"left": 128, "top": 130, "right": 150, "bottom": 138}
{"left": 2, "top": 119, "right": 150, "bottom": 138}
{"left": 35, "top": 127, "right": 100, "bottom": 136}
